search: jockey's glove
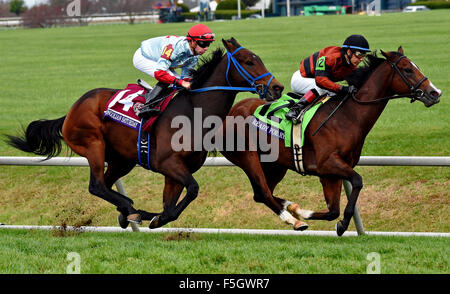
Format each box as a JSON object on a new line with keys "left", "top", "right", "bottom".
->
{"left": 339, "top": 85, "right": 357, "bottom": 96}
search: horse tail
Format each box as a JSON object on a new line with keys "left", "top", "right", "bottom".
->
{"left": 5, "top": 116, "right": 66, "bottom": 159}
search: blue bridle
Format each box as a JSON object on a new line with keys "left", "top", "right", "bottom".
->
{"left": 189, "top": 47, "right": 274, "bottom": 99}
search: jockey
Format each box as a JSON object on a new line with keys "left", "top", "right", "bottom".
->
{"left": 286, "top": 34, "right": 370, "bottom": 122}
{"left": 133, "top": 23, "right": 215, "bottom": 118}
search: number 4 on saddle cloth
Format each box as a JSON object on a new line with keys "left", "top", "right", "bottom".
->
{"left": 103, "top": 83, "right": 178, "bottom": 170}
{"left": 252, "top": 93, "right": 331, "bottom": 174}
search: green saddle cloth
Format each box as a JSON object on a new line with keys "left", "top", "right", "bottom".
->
{"left": 252, "top": 94, "right": 326, "bottom": 147}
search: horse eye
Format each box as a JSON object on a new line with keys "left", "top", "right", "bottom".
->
{"left": 245, "top": 61, "right": 254, "bottom": 66}
{"left": 404, "top": 68, "right": 414, "bottom": 74}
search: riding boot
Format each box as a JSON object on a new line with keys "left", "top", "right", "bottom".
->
{"left": 285, "top": 89, "right": 319, "bottom": 124}
{"left": 138, "top": 82, "right": 168, "bottom": 119}
{"left": 285, "top": 97, "right": 310, "bottom": 124}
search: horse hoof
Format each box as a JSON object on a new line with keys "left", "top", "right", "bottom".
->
{"left": 336, "top": 221, "right": 347, "bottom": 237}
{"left": 149, "top": 215, "right": 160, "bottom": 229}
{"left": 117, "top": 214, "right": 129, "bottom": 229}
{"left": 127, "top": 213, "right": 142, "bottom": 225}
{"left": 294, "top": 220, "right": 309, "bottom": 231}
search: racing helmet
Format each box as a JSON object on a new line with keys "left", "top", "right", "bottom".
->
{"left": 342, "top": 35, "right": 370, "bottom": 52}
{"left": 187, "top": 24, "right": 215, "bottom": 42}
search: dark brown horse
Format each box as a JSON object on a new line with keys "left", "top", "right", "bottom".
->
{"left": 6, "top": 38, "right": 283, "bottom": 229}
{"left": 218, "top": 47, "right": 441, "bottom": 235}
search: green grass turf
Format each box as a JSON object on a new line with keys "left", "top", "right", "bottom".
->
{"left": 0, "top": 229, "right": 448, "bottom": 274}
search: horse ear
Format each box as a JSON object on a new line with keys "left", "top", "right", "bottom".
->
{"left": 380, "top": 50, "right": 388, "bottom": 58}
{"left": 222, "top": 38, "right": 239, "bottom": 52}
{"left": 398, "top": 46, "right": 404, "bottom": 55}
{"left": 230, "top": 37, "right": 240, "bottom": 47}
{"left": 222, "top": 38, "right": 231, "bottom": 52}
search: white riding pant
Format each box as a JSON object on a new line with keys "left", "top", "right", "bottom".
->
{"left": 290, "top": 70, "right": 332, "bottom": 96}
{"left": 132, "top": 48, "right": 180, "bottom": 80}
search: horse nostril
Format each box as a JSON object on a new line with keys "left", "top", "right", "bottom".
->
{"left": 431, "top": 90, "right": 441, "bottom": 98}
{"left": 273, "top": 85, "right": 284, "bottom": 93}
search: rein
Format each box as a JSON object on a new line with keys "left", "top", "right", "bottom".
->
{"left": 189, "top": 47, "right": 274, "bottom": 99}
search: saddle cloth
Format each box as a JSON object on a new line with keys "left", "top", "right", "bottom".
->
{"left": 252, "top": 94, "right": 330, "bottom": 174}
{"left": 103, "top": 84, "right": 147, "bottom": 130}
{"left": 252, "top": 94, "right": 328, "bottom": 148}
{"left": 103, "top": 83, "right": 177, "bottom": 133}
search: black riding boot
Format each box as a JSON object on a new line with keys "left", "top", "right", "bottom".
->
{"left": 138, "top": 82, "right": 168, "bottom": 119}
{"left": 285, "top": 97, "right": 310, "bottom": 124}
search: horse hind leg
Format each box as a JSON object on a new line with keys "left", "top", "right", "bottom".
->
{"left": 260, "top": 164, "right": 309, "bottom": 231}
{"left": 104, "top": 157, "right": 142, "bottom": 229}
{"left": 67, "top": 134, "right": 141, "bottom": 224}
{"left": 87, "top": 156, "right": 141, "bottom": 224}
{"left": 247, "top": 159, "right": 308, "bottom": 231}
{"left": 302, "top": 177, "right": 341, "bottom": 222}
{"left": 259, "top": 169, "right": 317, "bottom": 223}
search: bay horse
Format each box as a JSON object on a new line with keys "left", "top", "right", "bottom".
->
{"left": 5, "top": 38, "right": 283, "bottom": 229}
{"left": 218, "top": 47, "right": 441, "bottom": 236}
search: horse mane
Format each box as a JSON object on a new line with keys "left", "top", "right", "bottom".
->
{"left": 345, "top": 51, "right": 386, "bottom": 88}
{"left": 189, "top": 48, "right": 225, "bottom": 89}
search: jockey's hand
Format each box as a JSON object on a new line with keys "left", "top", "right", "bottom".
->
{"left": 339, "top": 85, "right": 357, "bottom": 96}
{"left": 181, "top": 80, "right": 191, "bottom": 90}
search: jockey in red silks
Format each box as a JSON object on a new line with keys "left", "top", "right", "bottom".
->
{"left": 133, "top": 24, "right": 215, "bottom": 118}
{"left": 286, "top": 35, "right": 371, "bottom": 123}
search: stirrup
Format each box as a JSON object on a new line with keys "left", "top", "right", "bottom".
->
{"left": 285, "top": 107, "right": 299, "bottom": 119}
{"left": 139, "top": 106, "right": 160, "bottom": 119}
{"left": 137, "top": 79, "right": 153, "bottom": 91}
{"left": 285, "top": 107, "right": 303, "bottom": 124}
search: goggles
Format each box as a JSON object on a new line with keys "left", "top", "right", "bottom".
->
{"left": 196, "top": 40, "right": 212, "bottom": 48}
{"left": 353, "top": 50, "right": 367, "bottom": 59}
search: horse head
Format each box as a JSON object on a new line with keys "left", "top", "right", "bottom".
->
{"left": 222, "top": 38, "right": 284, "bottom": 101}
{"left": 381, "top": 47, "right": 442, "bottom": 107}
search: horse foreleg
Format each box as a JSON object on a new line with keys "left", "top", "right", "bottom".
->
{"left": 149, "top": 166, "right": 198, "bottom": 229}
{"left": 316, "top": 154, "right": 363, "bottom": 236}
{"left": 336, "top": 172, "right": 363, "bottom": 236}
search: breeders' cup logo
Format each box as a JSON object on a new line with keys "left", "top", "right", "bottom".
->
{"left": 133, "top": 102, "right": 144, "bottom": 116}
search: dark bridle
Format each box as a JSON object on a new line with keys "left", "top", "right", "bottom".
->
{"left": 388, "top": 55, "right": 428, "bottom": 102}
{"left": 352, "top": 54, "right": 429, "bottom": 104}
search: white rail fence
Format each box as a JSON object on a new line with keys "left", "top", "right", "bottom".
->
{"left": 1, "top": 156, "right": 449, "bottom": 236}
{"left": 0, "top": 13, "right": 159, "bottom": 27}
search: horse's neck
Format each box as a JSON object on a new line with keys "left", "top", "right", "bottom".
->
{"left": 347, "top": 62, "right": 392, "bottom": 134}
{"left": 191, "top": 57, "right": 238, "bottom": 120}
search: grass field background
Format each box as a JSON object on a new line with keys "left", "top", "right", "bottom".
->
{"left": 0, "top": 10, "right": 449, "bottom": 273}
{"left": 0, "top": 229, "right": 448, "bottom": 274}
